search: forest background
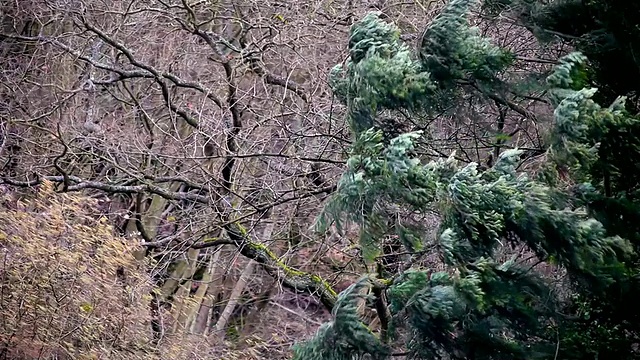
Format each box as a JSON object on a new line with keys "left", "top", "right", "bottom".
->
{"left": 1, "top": 0, "right": 639, "bottom": 359}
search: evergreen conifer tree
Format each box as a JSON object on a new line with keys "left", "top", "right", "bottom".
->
{"left": 482, "top": 0, "right": 640, "bottom": 112}
{"left": 539, "top": 52, "right": 640, "bottom": 360}
{"left": 292, "top": 1, "right": 639, "bottom": 359}
{"left": 482, "top": 1, "right": 640, "bottom": 357}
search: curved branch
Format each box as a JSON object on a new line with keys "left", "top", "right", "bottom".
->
{"left": 190, "top": 224, "right": 338, "bottom": 311}
{"left": 0, "top": 29, "right": 225, "bottom": 129}
{"left": 0, "top": 175, "right": 210, "bottom": 203}
{"left": 226, "top": 223, "right": 337, "bottom": 310}
{"left": 52, "top": 123, "right": 70, "bottom": 191}
{"left": 220, "top": 60, "right": 241, "bottom": 191}
{"left": 247, "top": 56, "right": 308, "bottom": 102}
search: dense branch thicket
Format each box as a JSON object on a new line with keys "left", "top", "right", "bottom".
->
{"left": 0, "top": 181, "right": 153, "bottom": 359}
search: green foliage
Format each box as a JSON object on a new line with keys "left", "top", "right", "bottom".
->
{"left": 316, "top": 129, "right": 440, "bottom": 260}
{"left": 419, "top": 0, "right": 514, "bottom": 88}
{"left": 328, "top": 1, "right": 513, "bottom": 137}
{"left": 546, "top": 52, "right": 590, "bottom": 94}
{"left": 486, "top": 0, "right": 640, "bottom": 111}
{"left": 296, "top": 1, "right": 640, "bottom": 359}
{"left": 551, "top": 292, "right": 632, "bottom": 360}
{"left": 292, "top": 277, "right": 391, "bottom": 360}
{"left": 329, "top": 12, "right": 436, "bottom": 135}
{"left": 385, "top": 261, "right": 551, "bottom": 360}
{"left": 541, "top": 51, "right": 640, "bottom": 359}
{"left": 546, "top": 52, "right": 640, "bottom": 194}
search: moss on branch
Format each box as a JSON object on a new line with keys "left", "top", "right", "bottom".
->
{"left": 224, "top": 223, "right": 338, "bottom": 310}
{"left": 190, "top": 222, "right": 338, "bottom": 310}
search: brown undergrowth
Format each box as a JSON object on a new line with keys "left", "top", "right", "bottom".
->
{"left": 0, "top": 182, "right": 323, "bottom": 359}
{"left": 0, "top": 181, "right": 154, "bottom": 359}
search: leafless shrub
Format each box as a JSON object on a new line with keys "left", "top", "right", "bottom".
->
{"left": 0, "top": 181, "right": 153, "bottom": 359}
